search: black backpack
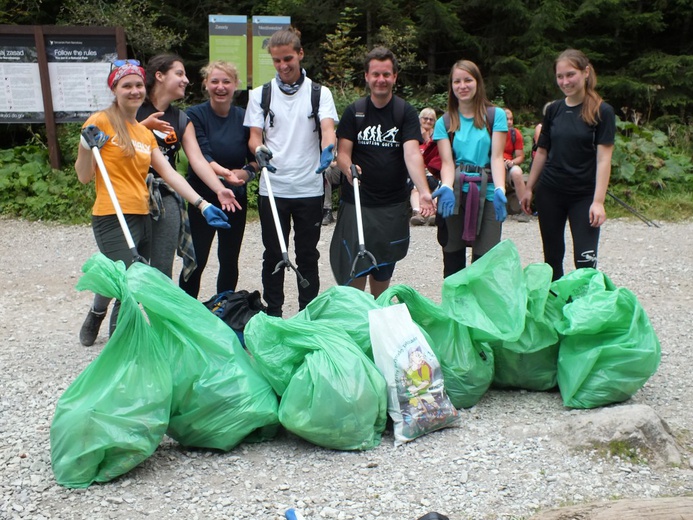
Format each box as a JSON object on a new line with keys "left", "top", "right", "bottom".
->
{"left": 203, "top": 290, "right": 267, "bottom": 338}
{"left": 260, "top": 81, "right": 323, "bottom": 143}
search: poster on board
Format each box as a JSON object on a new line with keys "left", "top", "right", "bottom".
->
{"left": 209, "top": 15, "right": 248, "bottom": 89}
{"left": 251, "top": 16, "right": 290, "bottom": 88}
{"left": 45, "top": 35, "right": 117, "bottom": 122}
{"left": 0, "top": 35, "right": 44, "bottom": 123}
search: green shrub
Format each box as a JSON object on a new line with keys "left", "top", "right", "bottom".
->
{"left": 0, "top": 135, "right": 92, "bottom": 224}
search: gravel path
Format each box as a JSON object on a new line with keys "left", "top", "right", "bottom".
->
{"left": 1, "top": 215, "right": 692, "bottom": 520}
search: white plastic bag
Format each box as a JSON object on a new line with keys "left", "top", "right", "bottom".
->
{"left": 369, "top": 304, "right": 460, "bottom": 446}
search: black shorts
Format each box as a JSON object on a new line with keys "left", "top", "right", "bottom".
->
{"left": 329, "top": 200, "right": 410, "bottom": 285}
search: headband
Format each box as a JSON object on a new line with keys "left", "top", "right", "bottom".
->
{"left": 107, "top": 63, "right": 146, "bottom": 90}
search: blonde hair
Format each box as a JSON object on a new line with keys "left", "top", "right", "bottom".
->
{"left": 104, "top": 101, "right": 135, "bottom": 157}
{"left": 555, "top": 49, "right": 603, "bottom": 126}
{"left": 200, "top": 60, "right": 240, "bottom": 87}
{"left": 445, "top": 60, "right": 491, "bottom": 133}
{"left": 419, "top": 107, "right": 436, "bottom": 120}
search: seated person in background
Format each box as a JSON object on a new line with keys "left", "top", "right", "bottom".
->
{"left": 411, "top": 107, "right": 441, "bottom": 226}
{"left": 503, "top": 108, "right": 528, "bottom": 220}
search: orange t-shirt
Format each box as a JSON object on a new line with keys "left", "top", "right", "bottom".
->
{"left": 83, "top": 112, "right": 157, "bottom": 216}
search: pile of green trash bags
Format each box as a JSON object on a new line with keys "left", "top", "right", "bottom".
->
{"left": 439, "top": 240, "right": 660, "bottom": 405}
{"left": 52, "top": 240, "right": 661, "bottom": 487}
{"left": 51, "top": 254, "right": 279, "bottom": 489}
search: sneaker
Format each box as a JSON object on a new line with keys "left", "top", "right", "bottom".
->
{"left": 79, "top": 308, "right": 106, "bottom": 346}
{"left": 321, "top": 209, "right": 334, "bottom": 226}
{"left": 410, "top": 210, "right": 426, "bottom": 226}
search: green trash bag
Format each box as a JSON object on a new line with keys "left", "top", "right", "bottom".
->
{"left": 551, "top": 269, "right": 661, "bottom": 409}
{"left": 295, "top": 285, "right": 379, "bottom": 359}
{"left": 377, "top": 285, "right": 494, "bottom": 409}
{"left": 51, "top": 253, "right": 172, "bottom": 488}
{"left": 442, "top": 239, "right": 527, "bottom": 342}
{"left": 126, "top": 262, "right": 279, "bottom": 451}
{"left": 490, "top": 263, "right": 562, "bottom": 391}
{"left": 244, "top": 313, "right": 387, "bottom": 451}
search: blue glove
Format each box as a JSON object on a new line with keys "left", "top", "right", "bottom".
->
{"left": 80, "top": 124, "right": 109, "bottom": 150}
{"left": 431, "top": 184, "right": 455, "bottom": 219}
{"left": 315, "top": 143, "right": 335, "bottom": 174}
{"left": 202, "top": 204, "right": 231, "bottom": 229}
{"left": 493, "top": 187, "right": 508, "bottom": 222}
{"left": 255, "top": 145, "right": 276, "bottom": 173}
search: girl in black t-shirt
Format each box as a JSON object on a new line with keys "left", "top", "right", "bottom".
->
{"left": 521, "top": 49, "right": 616, "bottom": 280}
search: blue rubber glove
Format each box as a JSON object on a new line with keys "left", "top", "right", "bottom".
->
{"left": 431, "top": 184, "right": 455, "bottom": 219}
{"left": 80, "top": 124, "right": 109, "bottom": 150}
{"left": 255, "top": 145, "right": 276, "bottom": 173}
{"left": 493, "top": 187, "right": 508, "bottom": 222}
{"left": 201, "top": 203, "right": 231, "bottom": 229}
{"left": 315, "top": 143, "right": 335, "bottom": 174}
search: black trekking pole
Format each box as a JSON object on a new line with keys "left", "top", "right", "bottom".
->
{"left": 607, "top": 190, "right": 660, "bottom": 228}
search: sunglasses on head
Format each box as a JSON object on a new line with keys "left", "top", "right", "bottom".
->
{"left": 111, "top": 59, "right": 140, "bottom": 70}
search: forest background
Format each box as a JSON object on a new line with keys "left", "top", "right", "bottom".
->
{"left": 0, "top": 0, "right": 691, "bottom": 223}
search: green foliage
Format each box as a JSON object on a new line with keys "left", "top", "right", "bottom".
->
{"left": 611, "top": 118, "right": 693, "bottom": 192}
{"left": 0, "top": 135, "right": 92, "bottom": 224}
{"left": 58, "top": 0, "right": 186, "bottom": 58}
{"left": 320, "top": 7, "right": 366, "bottom": 92}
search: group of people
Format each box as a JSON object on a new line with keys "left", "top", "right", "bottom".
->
{"left": 76, "top": 26, "right": 615, "bottom": 344}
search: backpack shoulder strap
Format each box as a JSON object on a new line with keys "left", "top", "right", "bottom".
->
{"left": 485, "top": 105, "right": 496, "bottom": 137}
{"left": 354, "top": 96, "right": 369, "bottom": 134}
{"left": 260, "top": 82, "right": 274, "bottom": 128}
{"left": 510, "top": 127, "right": 517, "bottom": 146}
{"left": 309, "top": 83, "right": 321, "bottom": 132}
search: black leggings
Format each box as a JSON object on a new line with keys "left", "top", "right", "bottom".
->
{"left": 179, "top": 195, "right": 248, "bottom": 298}
{"left": 534, "top": 184, "right": 600, "bottom": 281}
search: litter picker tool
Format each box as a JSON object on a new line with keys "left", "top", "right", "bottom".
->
{"left": 349, "top": 164, "right": 378, "bottom": 278}
{"left": 81, "top": 125, "right": 146, "bottom": 264}
{"left": 255, "top": 146, "right": 309, "bottom": 288}
{"left": 607, "top": 190, "right": 660, "bottom": 228}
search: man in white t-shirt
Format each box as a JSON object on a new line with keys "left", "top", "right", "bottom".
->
{"left": 245, "top": 27, "right": 338, "bottom": 317}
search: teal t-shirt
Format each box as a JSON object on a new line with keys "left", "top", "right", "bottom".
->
{"left": 433, "top": 107, "right": 508, "bottom": 200}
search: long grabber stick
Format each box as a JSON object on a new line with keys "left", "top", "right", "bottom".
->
{"left": 607, "top": 190, "right": 660, "bottom": 228}
{"left": 82, "top": 127, "right": 146, "bottom": 264}
{"left": 349, "top": 164, "right": 378, "bottom": 278}
{"left": 256, "top": 149, "right": 309, "bottom": 289}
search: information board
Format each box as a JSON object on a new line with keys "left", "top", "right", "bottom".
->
{"left": 251, "top": 16, "right": 291, "bottom": 87}
{"left": 0, "top": 35, "right": 44, "bottom": 123}
{"left": 45, "top": 35, "right": 117, "bottom": 122}
{"left": 208, "top": 15, "right": 248, "bottom": 89}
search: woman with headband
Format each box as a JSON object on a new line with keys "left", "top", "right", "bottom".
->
{"left": 75, "top": 59, "right": 240, "bottom": 346}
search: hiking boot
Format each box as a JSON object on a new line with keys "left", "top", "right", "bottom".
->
{"left": 321, "top": 209, "right": 334, "bottom": 226}
{"left": 410, "top": 210, "right": 426, "bottom": 226}
{"left": 79, "top": 308, "right": 106, "bottom": 346}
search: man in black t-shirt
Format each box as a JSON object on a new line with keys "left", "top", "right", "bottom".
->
{"left": 330, "top": 46, "right": 434, "bottom": 297}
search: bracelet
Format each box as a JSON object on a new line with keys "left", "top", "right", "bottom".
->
{"left": 193, "top": 197, "right": 204, "bottom": 209}
{"left": 242, "top": 164, "right": 257, "bottom": 182}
